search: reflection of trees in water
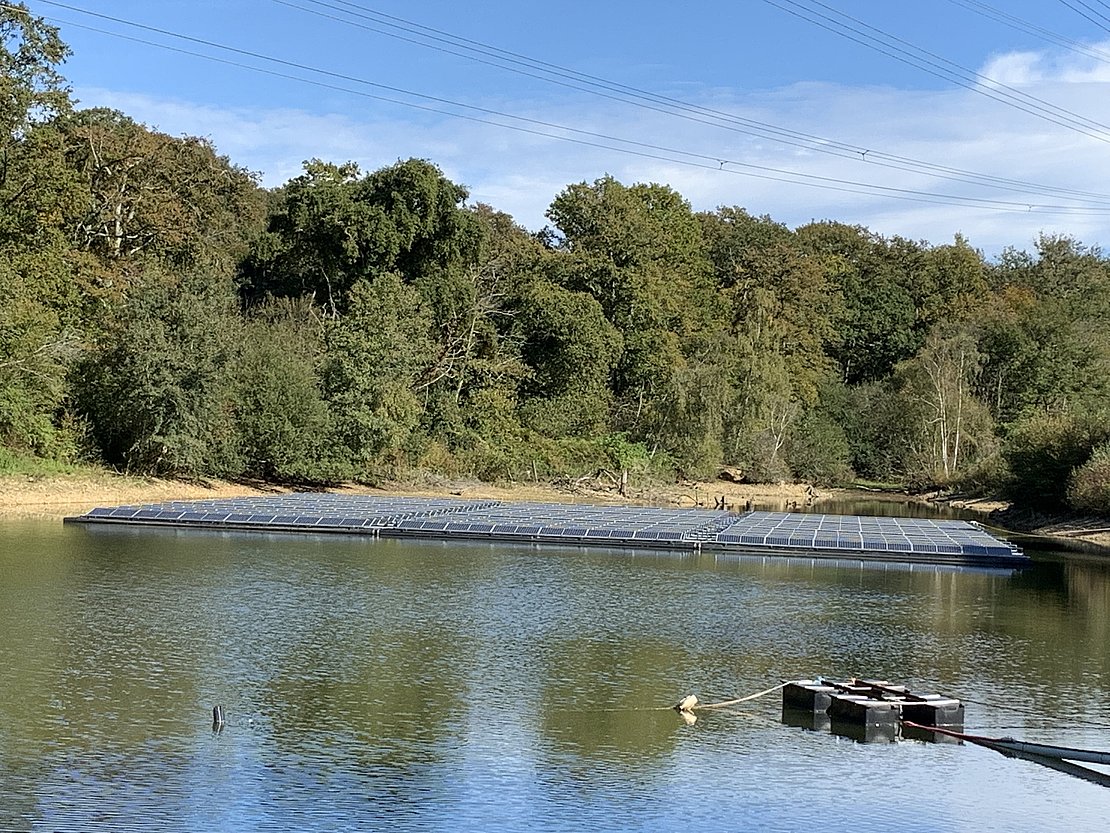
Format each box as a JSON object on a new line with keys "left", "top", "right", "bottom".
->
{"left": 1065, "top": 563, "right": 1110, "bottom": 642}
{"left": 539, "top": 637, "right": 690, "bottom": 767}
{"left": 261, "top": 625, "right": 470, "bottom": 768}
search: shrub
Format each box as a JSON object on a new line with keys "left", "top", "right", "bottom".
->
{"left": 1068, "top": 443, "right": 1110, "bottom": 513}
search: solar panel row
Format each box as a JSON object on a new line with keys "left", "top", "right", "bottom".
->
{"left": 72, "top": 494, "right": 1024, "bottom": 563}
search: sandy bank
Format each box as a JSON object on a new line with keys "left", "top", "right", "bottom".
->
{"left": 6, "top": 471, "right": 1106, "bottom": 554}
{"left": 0, "top": 471, "right": 820, "bottom": 521}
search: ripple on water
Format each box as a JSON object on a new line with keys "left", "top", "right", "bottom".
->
{"left": 1, "top": 523, "right": 1109, "bottom": 832}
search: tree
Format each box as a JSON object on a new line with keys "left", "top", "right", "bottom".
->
{"left": 74, "top": 269, "right": 241, "bottom": 475}
{"left": 795, "top": 221, "right": 921, "bottom": 384}
{"left": 544, "top": 177, "right": 720, "bottom": 458}
{"left": 230, "top": 299, "right": 333, "bottom": 482}
{"left": 892, "top": 323, "right": 994, "bottom": 482}
{"left": 1004, "top": 411, "right": 1110, "bottom": 508}
{"left": 0, "top": 3, "right": 71, "bottom": 197}
{"left": 516, "top": 279, "right": 621, "bottom": 437}
{"left": 0, "top": 253, "right": 77, "bottom": 455}
{"left": 57, "top": 108, "right": 264, "bottom": 279}
{"left": 320, "top": 274, "right": 433, "bottom": 471}
{"left": 981, "top": 237, "right": 1110, "bottom": 424}
{"left": 699, "top": 208, "right": 840, "bottom": 476}
{"left": 240, "top": 157, "right": 481, "bottom": 313}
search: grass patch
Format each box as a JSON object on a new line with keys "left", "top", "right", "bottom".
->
{"left": 0, "top": 448, "right": 111, "bottom": 479}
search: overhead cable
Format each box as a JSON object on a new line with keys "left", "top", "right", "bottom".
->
{"left": 273, "top": 0, "right": 1110, "bottom": 204}
{"left": 20, "top": 1, "right": 1110, "bottom": 216}
{"left": 762, "top": 0, "right": 1110, "bottom": 142}
{"left": 945, "top": 0, "right": 1110, "bottom": 66}
{"left": 1056, "top": 0, "right": 1110, "bottom": 34}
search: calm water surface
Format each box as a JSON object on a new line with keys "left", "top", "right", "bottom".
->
{"left": 2, "top": 514, "right": 1109, "bottom": 831}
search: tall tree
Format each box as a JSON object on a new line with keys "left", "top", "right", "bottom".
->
{"left": 58, "top": 108, "right": 264, "bottom": 280}
{"left": 795, "top": 221, "right": 921, "bottom": 384}
{"left": 0, "top": 5, "right": 80, "bottom": 456}
{"left": 981, "top": 236, "right": 1110, "bottom": 423}
{"left": 544, "top": 177, "right": 720, "bottom": 462}
{"left": 74, "top": 269, "right": 241, "bottom": 475}
{"left": 892, "top": 323, "right": 994, "bottom": 481}
{"left": 700, "top": 208, "right": 839, "bottom": 476}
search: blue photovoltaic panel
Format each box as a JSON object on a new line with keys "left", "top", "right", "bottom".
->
{"left": 71, "top": 494, "right": 1024, "bottom": 565}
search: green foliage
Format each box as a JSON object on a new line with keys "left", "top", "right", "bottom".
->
{"left": 230, "top": 300, "right": 334, "bottom": 483}
{"left": 981, "top": 237, "right": 1110, "bottom": 424}
{"left": 5, "top": 8, "right": 1110, "bottom": 506}
{"left": 787, "top": 414, "right": 852, "bottom": 486}
{"left": 544, "top": 177, "right": 718, "bottom": 454}
{"left": 1003, "top": 411, "right": 1110, "bottom": 508}
{"left": 0, "top": 250, "right": 79, "bottom": 456}
{"left": 0, "top": 445, "right": 93, "bottom": 476}
{"left": 320, "top": 274, "right": 432, "bottom": 471}
{"left": 56, "top": 109, "right": 264, "bottom": 278}
{"left": 517, "top": 279, "right": 620, "bottom": 436}
{"left": 1067, "top": 443, "right": 1110, "bottom": 514}
{"left": 890, "top": 323, "right": 996, "bottom": 483}
{"left": 0, "top": 4, "right": 70, "bottom": 138}
{"left": 74, "top": 269, "right": 241, "bottom": 476}
{"left": 795, "top": 222, "right": 923, "bottom": 383}
{"left": 239, "top": 158, "right": 479, "bottom": 312}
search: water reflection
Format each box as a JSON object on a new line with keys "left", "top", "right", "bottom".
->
{"left": 2, "top": 520, "right": 1110, "bottom": 832}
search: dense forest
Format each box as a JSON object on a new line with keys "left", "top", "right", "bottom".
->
{"left": 2, "top": 5, "right": 1108, "bottom": 512}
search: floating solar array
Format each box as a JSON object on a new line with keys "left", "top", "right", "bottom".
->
{"left": 78, "top": 493, "right": 499, "bottom": 531}
{"left": 67, "top": 494, "right": 1027, "bottom": 567}
{"left": 702, "top": 511, "right": 1022, "bottom": 560}
{"left": 393, "top": 502, "right": 734, "bottom": 544}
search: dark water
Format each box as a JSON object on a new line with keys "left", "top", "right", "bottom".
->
{"left": 2, "top": 516, "right": 1109, "bottom": 832}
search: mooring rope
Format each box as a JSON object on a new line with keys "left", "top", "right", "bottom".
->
{"left": 689, "top": 681, "right": 790, "bottom": 711}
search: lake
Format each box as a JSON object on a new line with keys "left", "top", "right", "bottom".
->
{"left": 2, "top": 515, "right": 1109, "bottom": 831}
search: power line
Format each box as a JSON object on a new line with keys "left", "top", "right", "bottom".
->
{"left": 762, "top": 0, "right": 1110, "bottom": 143}
{"left": 270, "top": 0, "right": 1110, "bottom": 206}
{"left": 944, "top": 0, "right": 1110, "bottom": 66}
{"left": 19, "top": 1, "right": 1110, "bottom": 216}
{"left": 1057, "top": 0, "right": 1110, "bottom": 33}
{"left": 33, "top": 0, "right": 1110, "bottom": 206}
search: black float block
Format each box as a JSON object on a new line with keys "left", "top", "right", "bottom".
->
{"left": 781, "top": 707, "right": 831, "bottom": 732}
{"left": 900, "top": 698, "right": 965, "bottom": 727}
{"left": 782, "top": 681, "right": 837, "bottom": 712}
{"left": 827, "top": 694, "right": 901, "bottom": 726}
{"left": 830, "top": 718, "right": 898, "bottom": 743}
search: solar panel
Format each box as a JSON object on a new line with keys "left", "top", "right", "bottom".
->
{"left": 70, "top": 495, "right": 1023, "bottom": 565}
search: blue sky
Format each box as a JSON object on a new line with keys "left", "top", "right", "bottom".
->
{"left": 27, "top": 0, "right": 1110, "bottom": 255}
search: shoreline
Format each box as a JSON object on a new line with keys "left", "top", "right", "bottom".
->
{"left": 3, "top": 471, "right": 1107, "bottom": 555}
{"left": 0, "top": 471, "right": 824, "bottom": 520}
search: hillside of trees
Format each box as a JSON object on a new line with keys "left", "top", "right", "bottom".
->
{"left": 2, "top": 5, "right": 1108, "bottom": 512}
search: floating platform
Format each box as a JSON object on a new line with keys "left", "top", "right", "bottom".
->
{"left": 783, "top": 678, "right": 965, "bottom": 744}
{"left": 64, "top": 494, "right": 1028, "bottom": 568}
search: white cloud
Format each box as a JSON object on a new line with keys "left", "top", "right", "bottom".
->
{"left": 75, "top": 42, "right": 1110, "bottom": 257}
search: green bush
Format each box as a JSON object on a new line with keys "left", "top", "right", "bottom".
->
{"left": 787, "top": 412, "right": 853, "bottom": 486}
{"left": 1068, "top": 443, "right": 1110, "bottom": 513}
{"left": 1003, "top": 411, "right": 1110, "bottom": 508}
